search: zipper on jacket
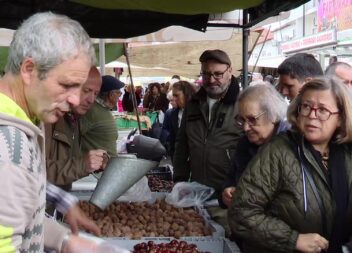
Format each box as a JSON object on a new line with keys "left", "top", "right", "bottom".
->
{"left": 226, "top": 149, "right": 231, "bottom": 163}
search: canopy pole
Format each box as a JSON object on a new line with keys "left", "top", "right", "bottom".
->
{"left": 251, "top": 26, "right": 271, "bottom": 81}
{"left": 99, "top": 39, "right": 105, "bottom": 75}
{"left": 242, "top": 9, "right": 249, "bottom": 88}
{"left": 124, "top": 43, "right": 142, "bottom": 134}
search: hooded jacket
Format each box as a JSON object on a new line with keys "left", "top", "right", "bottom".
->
{"left": 173, "top": 76, "right": 243, "bottom": 197}
{"left": 229, "top": 130, "right": 352, "bottom": 253}
{"left": 0, "top": 94, "right": 67, "bottom": 253}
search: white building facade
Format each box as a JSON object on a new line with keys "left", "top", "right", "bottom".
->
{"left": 249, "top": 0, "right": 352, "bottom": 71}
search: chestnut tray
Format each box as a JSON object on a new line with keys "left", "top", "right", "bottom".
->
{"left": 71, "top": 191, "right": 225, "bottom": 239}
{"left": 80, "top": 233, "right": 241, "bottom": 253}
{"left": 146, "top": 165, "right": 173, "bottom": 181}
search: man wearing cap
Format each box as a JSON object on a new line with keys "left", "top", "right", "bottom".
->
{"left": 173, "top": 49, "right": 242, "bottom": 235}
{"left": 80, "top": 75, "right": 124, "bottom": 157}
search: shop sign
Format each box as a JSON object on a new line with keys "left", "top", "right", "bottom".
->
{"left": 318, "top": 0, "right": 352, "bottom": 32}
{"left": 338, "top": 29, "right": 352, "bottom": 45}
{"left": 281, "top": 29, "right": 337, "bottom": 53}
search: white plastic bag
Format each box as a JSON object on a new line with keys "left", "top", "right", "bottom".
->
{"left": 117, "top": 176, "right": 153, "bottom": 202}
{"left": 158, "top": 110, "right": 165, "bottom": 124}
{"left": 78, "top": 232, "right": 130, "bottom": 253}
{"left": 165, "top": 182, "right": 215, "bottom": 208}
{"left": 116, "top": 136, "right": 133, "bottom": 154}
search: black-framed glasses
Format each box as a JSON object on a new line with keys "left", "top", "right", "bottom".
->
{"left": 298, "top": 103, "right": 339, "bottom": 121}
{"left": 200, "top": 66, "right": 229, "bottom": 80}
{"left": 235, "top": 111, "right": 266, "bottom": 127}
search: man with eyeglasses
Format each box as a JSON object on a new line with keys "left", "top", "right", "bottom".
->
{"left": 173, "top": 49, "right": 243, "bottom": 236}
{"left": 325, "top": 62, "right": 352, "bottom": 88}
{"left": 278, "top": 53, "right": 323, "bottom": 101}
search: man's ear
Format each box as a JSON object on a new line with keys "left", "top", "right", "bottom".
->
{"left": 303, "top": 77, "right": 313, "bottom": 84}
{"left": 228, "top": 66, "right": 232, "bottom": 73}
{"left": 20, "top": 58, "right": 36, "bottom": 86}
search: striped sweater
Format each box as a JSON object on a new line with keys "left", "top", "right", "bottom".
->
{"left": 0, "top": 113, "right": 46, "bottom": 252}
{"left": 0, "top": 93, "right": 67, "bottom": 253}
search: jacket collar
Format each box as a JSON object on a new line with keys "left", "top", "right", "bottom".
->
{"left": 287, "top": 129, "right": 329, "bottom": 184}
{"left": 192, "top": 76, "right": 240, "bottom": 105}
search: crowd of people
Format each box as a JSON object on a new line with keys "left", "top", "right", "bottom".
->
{"left": 143, "top": 51, "right": 352, "bottom": 253}
{"left": 2, "top": 10, "right": 352, "bottom": 253}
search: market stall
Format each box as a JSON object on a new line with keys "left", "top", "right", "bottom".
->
{"left": 0, "top": 1, "right": 311, "bottom": 252}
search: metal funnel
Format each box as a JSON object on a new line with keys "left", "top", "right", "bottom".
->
{"left": 90, "top": 156, "right": 157, "bottom": 209}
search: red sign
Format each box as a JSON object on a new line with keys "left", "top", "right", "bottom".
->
{"left": 281, "top": 30, "right": 337, "bottom": 53}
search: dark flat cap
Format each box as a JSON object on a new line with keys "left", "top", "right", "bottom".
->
{"left": 199, "top": 49, "right": 231, "bottom": 66}
{"left": 101, "top": 75, "right": 125, "bottom": 93}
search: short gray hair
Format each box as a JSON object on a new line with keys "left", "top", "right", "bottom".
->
{"left": 287, "top": 77, "right": 352, "bottom": 143}
{"left": 238, "top": 84, "right": 288, "bottom": 123}
{"left": 6, "top": 12, "right": 96, "bottom": 79}
{"left": 325, "top": 62, "right": 352, "bottom": 76}
{"left": 98, "top": 91, "right": 109, "bottom": 101}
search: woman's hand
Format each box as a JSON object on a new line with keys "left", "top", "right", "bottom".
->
{"left": 222, "top": 187, "right": 236, "bottom": 207}
{"left": 296, "top": 233, "right": 329, "bottom": 253}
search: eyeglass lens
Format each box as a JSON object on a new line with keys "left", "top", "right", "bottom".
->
{"left": 299, "top": 103, "right": 333, "bottom": 121}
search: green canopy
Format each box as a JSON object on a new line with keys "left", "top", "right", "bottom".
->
{"left": 94, "top": 43, "right": 124, "bottom": 66}
{"left": 0, "top": 0, "right": 309, "bottom": 73}
{"left": 0, "top": 0, "right": 309, "bottom": 37}
{"left": 72, "top": 0, "right": 263, "bottom": 15}
{"left": 0, "top": 43, "right": 124, "bottom": 73}
{"left": 0, "top": 47, "right": 8, "bottom": 74}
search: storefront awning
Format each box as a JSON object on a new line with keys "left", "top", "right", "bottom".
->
{"left": 248, "top": 55, "right": 286, "bottom": 69}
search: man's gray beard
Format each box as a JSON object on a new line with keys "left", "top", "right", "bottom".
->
{"left": 204, "top": 83, "right": 230, "bottom": 98}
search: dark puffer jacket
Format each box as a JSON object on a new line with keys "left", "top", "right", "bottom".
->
{"left": 219, "top": 120, "right": 290, "bottom": 208}
{"left": 173, "top": 76, "right": 243, "bottom": 198}
{"left": 229, "top": 130, "right": 352, "bottom": 253}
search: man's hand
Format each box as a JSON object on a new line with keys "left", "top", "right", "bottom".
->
{"left": 65, "top": 204, "right": 101, "bottom": 236}
{"left": 84, "top": 149, "right": 108, "bottom": 173}
{"left": 296, "top": 233, "right": 329, "bottom": 253}
{"left": 222, "top": 187, "right": 236, "bottom": 207}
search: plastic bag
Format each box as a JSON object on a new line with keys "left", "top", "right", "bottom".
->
{"left": 117, "top": 176, "right": 153, "bottom": 202}
{"left": 158, "top": 110, "right": 165, "bottom": 124}
{"left": 116, "top": 129, "right": 136, "bottom": 154}
{"left": 97, "top": 242, "right": 131, "bottom": 253}
{"left": 78, "top": 232, "right": 130, "bottom": 253}
{"left": 116, "top": 136, "right": 130, "bottom": 154}
{"left": 165, "top": 182, "right": 215, "bottom": 208}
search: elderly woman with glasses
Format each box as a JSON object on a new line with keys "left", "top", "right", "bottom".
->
{"left": 229, "top": 78, "right": 352, "bottom": 253}
{"left": 220, "top": 84, "right": 289, "bottom": 209}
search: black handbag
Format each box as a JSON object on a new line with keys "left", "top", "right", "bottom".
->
{"left": 150, "top": 114, "right": 163, "bottom": 139}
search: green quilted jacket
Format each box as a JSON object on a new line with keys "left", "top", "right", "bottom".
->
{"left": 228, "top": 130, "right": 352, "bottom": 253}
